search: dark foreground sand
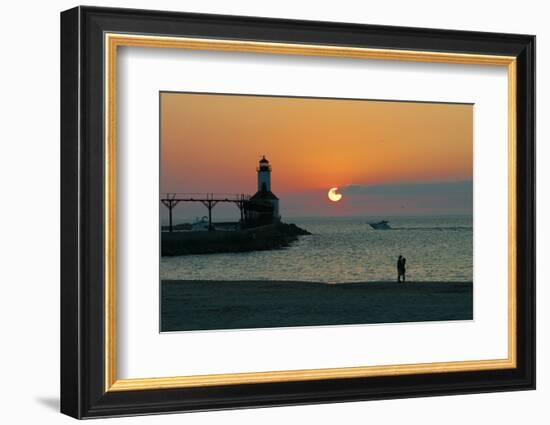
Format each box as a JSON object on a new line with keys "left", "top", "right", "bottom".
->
{"left": 161, "top": 280, "right": 473, "bottom": 332}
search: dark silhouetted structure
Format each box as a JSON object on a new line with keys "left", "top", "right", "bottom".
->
{"left": 243, "top": 156, "right": 280, "bottom": 226}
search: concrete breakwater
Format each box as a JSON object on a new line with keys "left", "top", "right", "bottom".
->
{"left": 161, "top": 222, "right": 311, "bottom": 256}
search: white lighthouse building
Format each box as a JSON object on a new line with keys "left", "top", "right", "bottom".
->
{"left": 257, "top": 156, "right": 272, "bottom": 192}
{"left": 244, "top": 156, "right": 280, "bottom": 224}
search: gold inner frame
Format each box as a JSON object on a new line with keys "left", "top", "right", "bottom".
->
{"left": 104, "top": 33, "right": 517, "bottom": 392}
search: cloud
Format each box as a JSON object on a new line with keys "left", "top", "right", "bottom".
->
{"left": 342, "top": 181, "right": 472, "bottom": 197}
{"left": 281, "top": 181, "right": 473, "bottom": 217}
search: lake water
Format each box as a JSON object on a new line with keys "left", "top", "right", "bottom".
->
{"left": 160, "top": 216, "right": 473, "bottom": 283}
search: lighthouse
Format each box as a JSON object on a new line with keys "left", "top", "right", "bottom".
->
{"left": 257, "top": 155, "right": 271, "bottom": 192}
{"left": 244, "top": 156, "right": 280, "bottom": 225}
{"left": 257, "top": 156, "right": 272, "bottom": 192}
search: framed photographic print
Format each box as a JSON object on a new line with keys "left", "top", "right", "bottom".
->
{"left": 60, "top": 6, "right": 535, "bottom": 419}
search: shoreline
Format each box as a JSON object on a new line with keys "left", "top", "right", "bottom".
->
{"left": 161, "top": 280, "right": 473, "bottom": 332}
{"left": 162, "top": 279, "right": 472, "bottom": 286}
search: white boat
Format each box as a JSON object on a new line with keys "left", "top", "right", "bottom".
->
{"left": 368, "top": 220, "right": 391, "bottom": 230}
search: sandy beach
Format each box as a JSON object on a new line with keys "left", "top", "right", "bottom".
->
{"left": 161, "top": 280, "right": 473, "bottom": 332}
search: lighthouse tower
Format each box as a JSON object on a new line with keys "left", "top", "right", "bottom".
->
{"left": 244, "top": 156, "right": 280, "bottom": 225}
{"left": 257, "top": 156, "right": 271, "bottom": 192}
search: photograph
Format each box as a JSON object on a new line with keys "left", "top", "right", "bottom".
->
{"left": 160, "top": 92, "right": 474, "bottom": 332}
{"left": 58, "top": 4, "right": 536, "bottom": 419}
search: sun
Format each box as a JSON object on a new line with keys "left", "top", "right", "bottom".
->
{"left": 328, "top": 187, "right": 343, "bottom": 202}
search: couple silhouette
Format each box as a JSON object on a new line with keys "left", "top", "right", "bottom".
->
{"left": 397, "top": 255, "right": 407, "bottom": 283}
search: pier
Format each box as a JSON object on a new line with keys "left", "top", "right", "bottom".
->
{"left": 160, "top": 193, "right": 251, "bottom": 232}
{"left": 160, "top": 158, "right": 310, "bottom": 256}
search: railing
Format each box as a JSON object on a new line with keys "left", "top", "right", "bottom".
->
{"left": 160, "top": 193, "right": 252, "bottom": 232}
{"left": 160, "top": 193, "right": 251, "bottom": 202}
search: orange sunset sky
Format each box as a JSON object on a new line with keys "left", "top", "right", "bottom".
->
{"left": 160, "top": 92, "right": 473, "bottom": 219}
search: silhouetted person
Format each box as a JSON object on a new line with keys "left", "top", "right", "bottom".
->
{"left": 397, "top": 255, "right": 407, "bottom": 282}
{"left": 397, "top": 255, "right": 403, "bottom": 282}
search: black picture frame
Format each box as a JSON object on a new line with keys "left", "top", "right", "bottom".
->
{"left": 61, "top": 5, "right": 535, "bottom": 419}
